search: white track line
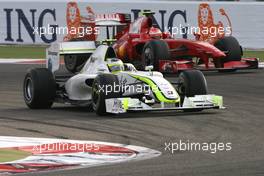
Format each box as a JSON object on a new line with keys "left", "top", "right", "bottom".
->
{"left": 0, "top": 58, "right": 45, "bottom": 64}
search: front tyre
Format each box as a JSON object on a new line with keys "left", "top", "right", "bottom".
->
{"left": 178, "top": 70, "right": 208, "bottom": 112}
{"left": 23, "top": 68, "right": 56, "bottom": 109}
{"left": 178, "top": 70, "right": 208, "bottom": 98}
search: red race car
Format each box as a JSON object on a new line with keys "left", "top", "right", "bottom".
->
{"left": 111, "top": 11, "right": 258, "bottom": 73}
{"left": 63, "top": 12, "right": 258, "bottom": 73}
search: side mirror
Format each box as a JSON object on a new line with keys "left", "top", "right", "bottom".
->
{"left": 145, "top": 65, "right": 154, "bottom": 71}
{"left": 124, "top": 63, "right": 137, "bottom": 71}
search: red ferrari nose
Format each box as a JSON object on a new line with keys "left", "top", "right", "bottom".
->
{"left": 195, "top": 41, "right": 226, "bottom": 58}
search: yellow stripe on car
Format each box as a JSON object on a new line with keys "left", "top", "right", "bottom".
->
{"left": 122, "top": 98, "right": 129, "bottom": 110}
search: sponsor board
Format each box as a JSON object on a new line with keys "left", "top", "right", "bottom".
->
{"left": 0, "top": 1, "right": 263, "bottom": 48}
{"left": 0, "top": 136, "right": 161, "bottom": 174}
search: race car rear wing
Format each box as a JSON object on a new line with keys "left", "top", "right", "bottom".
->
{"left": 95, "top": 13, "right": 131, "bottom": 26}
{"left": 46, "top": 41, "right": 96, "bottom": 73}
{"left": 59, "top": 41, "right": 96, "bottom": 55}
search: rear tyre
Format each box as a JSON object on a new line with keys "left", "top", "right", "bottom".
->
{"left": 142, "top": 40, "right": 170, "bottom": 71}
{"left": 64, "top": 54, "right": 89, "bottom": 73}
{"left": 92, "top": 74, "right": 121, "bottom": 116}
{"left": 178, "top": 70, "right": 208, "bottom": 112}
{"left": 64, "top": 38, "right": 92, "bottom": 73}
{"left": 214, "top": 36, "right": 242, "bottom": 70}
{"left": 23, "top": 68, "right": 56, "bottom": 109}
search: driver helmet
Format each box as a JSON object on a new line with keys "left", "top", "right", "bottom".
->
{"left": 106, "top": 58, "right": 124, "bottom": 72}
{"left": 149, "top": 27, "right": 162, "bottom": 38}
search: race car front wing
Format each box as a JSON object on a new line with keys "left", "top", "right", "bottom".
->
{"left": 105, "top": 95, "right": 224, "bottom": 114}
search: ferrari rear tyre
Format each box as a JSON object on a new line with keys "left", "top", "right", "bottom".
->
{"left": 23, "top": 68, "right": 56, "bottom": 109}
{"left": 142, "top": 40, "right": 170, "bottom": 71}
{"left": 92, "top": 74, "right": 121, "bottom": 116}
{"left": 214, "top": 36, "right": 242, "bottom": 63}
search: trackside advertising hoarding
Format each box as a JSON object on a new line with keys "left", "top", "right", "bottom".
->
{"left": 0, "top": 1, "right": 263, "bottom": 49}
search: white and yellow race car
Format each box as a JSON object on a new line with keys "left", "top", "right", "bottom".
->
{"left": 23, "top": 42, "right": 224, "bottom": 116}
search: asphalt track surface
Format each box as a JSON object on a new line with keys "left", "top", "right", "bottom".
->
{"left": 0, "top": 64, "right": 264, "bottom": 176}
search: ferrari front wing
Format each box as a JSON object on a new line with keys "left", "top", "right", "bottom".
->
{"left": 159, "top": 58, "right": 259, "bottom": 73}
